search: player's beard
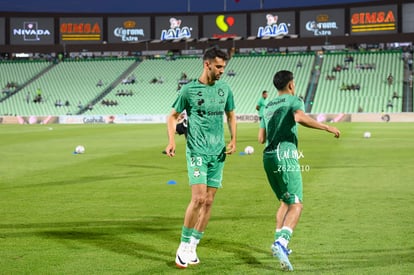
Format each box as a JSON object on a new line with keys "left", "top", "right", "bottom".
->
{"left": 208, "top": 72, "right": 220, "bottom": 83}
{"left": 207, "top": 65, "right": 222, "bottom": 83}
{"left": 214, "top": 72, "right": 222, "bottom": 81}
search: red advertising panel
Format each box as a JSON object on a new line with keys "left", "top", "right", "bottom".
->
{"left": 155, "top": 16, "right": 199, "bottom": 40}
{"left": 10, "top": 17, "right": 54, "bottom": 45}
{"left": 60, "top": 17, "right": 103, "bottom": 44}
{"left": 350, "top": 5, "right": 397, "bottom": 35}
{"left": 402, "top": 3, "right": 414, "bottom": 33}
{"left": 251, "top": 11, "right": 295, "bottom": 38}
{"left": 203, "top": 13, "right": 247, "bottom": 39}
{"left": 108, "top": 17, "right": 151, "bottom": 43}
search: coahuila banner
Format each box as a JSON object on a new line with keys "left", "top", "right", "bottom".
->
{"left": 2, "top": 113, "right": 414, "bottom": 124}
{"left": 58, "top": 114, "right": 167, "bottom": 124}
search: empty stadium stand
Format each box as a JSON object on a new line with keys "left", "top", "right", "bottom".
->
{"left": 0, "top": 51, "right": 407, "bottom": 117}
{"left": 310, "top": 50, "right": 404, "bottom": 114}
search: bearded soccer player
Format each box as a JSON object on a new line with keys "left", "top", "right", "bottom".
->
{"left": 165, "top": 47, "right": 237, "bottom": 268}
{"left": 258, "top": 70, "right": 340, "bottom": 271}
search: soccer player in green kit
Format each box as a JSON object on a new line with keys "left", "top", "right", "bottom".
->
{"left": 256, "top": 90, "right": 269, "bottom": 121}
{"left": 258, "top": 70, "right": 340, "bottom": 271}
{"left": 165, "top": 47, "right": 237, "bottom": 269}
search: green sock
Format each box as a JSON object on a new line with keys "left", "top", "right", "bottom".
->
{"left": 191, "top": 229, "right": 204, "bottom": 242}
{"left": 180, "top": 226, "right": 193, "bottom": 243}
{"left": 274, "top": 229, "right": 282, "bottom": 240}
{"left": 280, "top": 227, "right": 292, "bottom": 242}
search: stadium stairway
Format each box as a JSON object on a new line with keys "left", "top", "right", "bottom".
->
{"left": 0, "top": 60, "right": 55, "bottom": 104}
{"left": 83, "top": 56, "right": 201, "bottom": 116}
{"left": 304, "top": 54, "right": 323, "bottom": 113}
{"left": 223, "top": 53, "right": 314, "bottom": 115}
{"left": 1, "top": 54, "right": 316, "bottom": 116}
{"left": 402, "top": 64, "right": 413, "bottom": 112}
{"left": 1, "top": 58, "right": 138, "bottom": 116}
{"left": 2, "top": 52, "right": 405, "bottom": 117}
{"left": 310, "top": 50, "right": 404, "bottom": 114}
{"left": 77, "top": 59, "right": 140, "bottom": 114}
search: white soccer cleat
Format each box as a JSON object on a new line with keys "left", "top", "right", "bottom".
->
{"left": 187, "top": 243, "right": 200, "bottom": 265}
{"left": 175, "top": 242, "right": 189, "bottom": 268}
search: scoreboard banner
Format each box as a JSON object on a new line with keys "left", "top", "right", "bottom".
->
{"left": 0, "top": 18, "right": 4, "bottom": 45}
{"left": 108, "top": 17, "right": 151, "bottom": 43}
{"left": 350, "top": 5, "right": 397, "bottom": 35}
{"left": 10, "top": 17, "right": 54, "bottom": 45}
{"left": 300, "top": 9, "right": 345, "bottom": 38}
{"left": 251, "top": 11, "right": 295, "bottom": 38}
{"left": 155, "top": 15, "right": 199, "bottom": 40}
{"left": 402, "top": 3, "right": 414, "bottom": 33}
{"left": 203, "top": 13, "right": 247, "bottom": 39}
{"left": 60, "top": 17, "right": 103, "bottom": 44}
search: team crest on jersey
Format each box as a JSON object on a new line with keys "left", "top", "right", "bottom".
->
{"left": 197, "top": 110, "right": 206, "bottom": 117}
{"left": 193, "top": 168, "right": 201, "bottom": 177}
{"left": 283, "top": 192, "right": 290, "bottom": 200}
{"left": 217, "top": 89, "right": 224, "bottom": 97}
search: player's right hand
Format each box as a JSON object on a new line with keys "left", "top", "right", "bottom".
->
{"left": 165, "top": 144, "right": 176, "bottom": 157}
{"left": 327, "top": 126, "right": 341, "bottom": 138}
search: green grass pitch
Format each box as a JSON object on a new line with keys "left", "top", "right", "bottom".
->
{"left": 0, "top": 122, "right": 413, "bottom": 274}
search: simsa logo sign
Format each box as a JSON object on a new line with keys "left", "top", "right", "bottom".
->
{"left": 60, "top": 18, "right": 103, "bottom": 43}
{"left": 350, "top": 5, "right": 397, "bottom": 34}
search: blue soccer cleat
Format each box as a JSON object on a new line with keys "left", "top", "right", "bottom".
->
{"left": 271, "top": 241, "right": 293, "bottom": 271}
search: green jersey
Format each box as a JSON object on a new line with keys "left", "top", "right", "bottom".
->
{"left": 257, "top": 96, "right": 268, "bottom": 118}
{"left": 260, "top": 94, "right": 304, "bottom": 152}
{"left": 172, "top": 79, "right": 235, "bottom": 155}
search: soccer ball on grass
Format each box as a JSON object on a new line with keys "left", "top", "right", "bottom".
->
{"left": 244, "top": 145, "right": 254, "bottom": 155}
{"left": 363, "top": 132, "right": 371, "bottom": 138}
{"left": 75, "top": 145, "right": 85, "bottom": 154}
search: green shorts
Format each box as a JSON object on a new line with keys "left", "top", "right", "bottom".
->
{"left": 263, "top": 147, "right": 303, "bottom": 204}
{"left": 186, "top": 148, "right": 226, "bottom": 188}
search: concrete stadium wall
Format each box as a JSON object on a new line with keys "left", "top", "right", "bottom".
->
{"left": 351, "top": 113, "right": 414, "bottom": 122}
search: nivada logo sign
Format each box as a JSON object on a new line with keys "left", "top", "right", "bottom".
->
{"left": 351, "top": 10, "right": 396, "bottom": 32}
{"left": 13, "top": 21, "right": 51, "bottom": 41}
{"left": 10, "top": 18, "right": 54, "bottom": 45}
{"left": 60, "top": 22, "right": 101, "bottom": 41}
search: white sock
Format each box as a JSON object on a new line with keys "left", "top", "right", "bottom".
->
{"left": 277, "top": 237, "right": 288, "bottom": 248}
{"left": 190, "top": 236, "right": 199, "bottom": 247}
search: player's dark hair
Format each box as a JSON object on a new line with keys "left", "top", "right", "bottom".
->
{"left": 203, "top": 47, "right": 228, "bottom": 61}
{"left": 262, "top": 90, "right": 268, "bottom": 95}
{"left": 273, "top": 70, "right": 294, "bottom": 91}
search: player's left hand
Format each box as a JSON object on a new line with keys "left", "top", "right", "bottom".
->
{"left": 225, "top": 142, "right": 236, "bottom": 155}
